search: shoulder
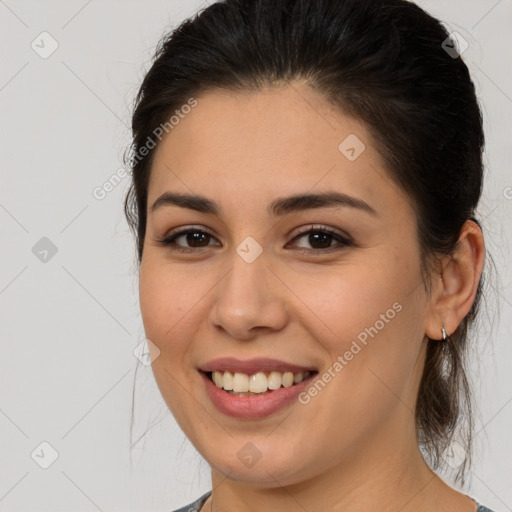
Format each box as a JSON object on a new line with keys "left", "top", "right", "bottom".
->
{"left": 169, "top": 491, "right": 212, "bottom": 512}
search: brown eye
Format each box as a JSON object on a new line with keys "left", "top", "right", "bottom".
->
{"left": 179, "top": 231, "right": 211, "bottom": 247}
{"left": 300, "top": 231, "right": 335, "bottom": 249}
{"left": 155, "top": 228, "right": 220, "bottom": 252}
{"left": 288, "top": 226, "right": 353, "bottom": 253}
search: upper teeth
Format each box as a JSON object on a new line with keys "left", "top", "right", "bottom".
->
{"left": 211, "top": 370, "right": 310, "bottom": 393}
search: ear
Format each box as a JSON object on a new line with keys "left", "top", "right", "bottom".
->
{"left": 425, "top": 220, "right": 485, "bottom": 340}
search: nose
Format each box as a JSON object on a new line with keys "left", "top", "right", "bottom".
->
{"left": 209, "top": 251, "right": 288, "bottom": 340}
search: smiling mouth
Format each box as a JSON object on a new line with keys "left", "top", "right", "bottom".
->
{"left": 204, "top": 370, "right": 317, "bottom": 396}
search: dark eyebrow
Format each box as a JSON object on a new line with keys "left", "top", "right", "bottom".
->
{"left": 151, "top": 191, "right": 378, "bottom": 217}
{"left": 270, "top": 191, "right": 377, "bottom": 216}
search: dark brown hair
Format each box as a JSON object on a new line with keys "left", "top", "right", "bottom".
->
{"left": 124, "top": 0, "right": 486, "bottom": 483}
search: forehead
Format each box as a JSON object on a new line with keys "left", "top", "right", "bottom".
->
{"left": 147, "top": 84, "right": 402, "bottom": 216}
{"left": 152, "top": 84, "right": 371, "bottom": 166}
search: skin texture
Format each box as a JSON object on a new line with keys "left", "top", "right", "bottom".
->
{"left": 138, "top": 82, "right": 485, "bottom": 512}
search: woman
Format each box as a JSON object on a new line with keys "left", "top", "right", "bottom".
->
{"left": 124, "top": 0, "right": 495, "bottom": 510}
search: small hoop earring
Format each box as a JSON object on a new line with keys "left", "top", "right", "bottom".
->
{"left": 441, "top": 325, "right": 447, "bottom": 341}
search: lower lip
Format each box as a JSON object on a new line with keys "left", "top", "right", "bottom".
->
{"left": 200, "top": 371, "right": 315, "bottom": 419}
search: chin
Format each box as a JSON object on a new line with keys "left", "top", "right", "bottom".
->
{"left": 202, "top": 442, "right": 311, "bottom": 487}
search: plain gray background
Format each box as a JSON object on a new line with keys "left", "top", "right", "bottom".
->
{"left": 0, "top": 0, "right": 511, "bottom": 510}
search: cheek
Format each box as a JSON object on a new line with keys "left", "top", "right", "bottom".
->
{"left": 300, "top": 250, "right": 418, "bottom": 350}
{"left": 139, "top": 257, "right": 198, "bottom": 343}
{"left": 297, "top": 248, "right": 426, "bottom": 413}
{"left": 138, "top": 257, "right": 209, "bottom": 391}
{"left": 138, "top": 257, "right": 208, "bottom": 428}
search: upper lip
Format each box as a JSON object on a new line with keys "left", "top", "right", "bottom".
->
{"left": 199, "top": 357, "right": 317, "bottom": 374}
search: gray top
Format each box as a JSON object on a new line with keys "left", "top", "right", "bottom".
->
{"left": 171, "top": 491, "right": 496, "bottom": 512}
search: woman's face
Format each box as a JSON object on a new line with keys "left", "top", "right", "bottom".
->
{"left": 139, "top": 83, "right": 433, "bottom": 486}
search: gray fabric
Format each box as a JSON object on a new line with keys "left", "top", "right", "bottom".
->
{"left": 170, "top": 491, "right": 496, "bottom": 512}
{"left": 171, "top": 491, "right": 211, "bottom": 512}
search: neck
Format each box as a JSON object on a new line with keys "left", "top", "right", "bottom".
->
{"left": 207, "top": 411, "right": 461, "bottom": 512}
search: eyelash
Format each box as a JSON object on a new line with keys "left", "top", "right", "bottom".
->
{"left": 154, "top": 224, "right": 354, "bottom": 254}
